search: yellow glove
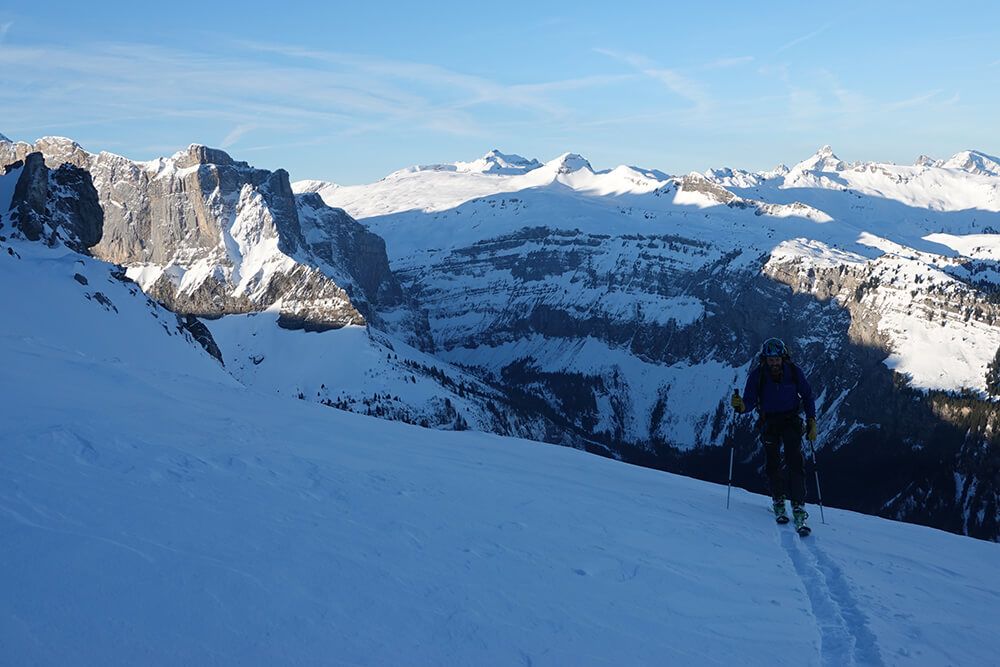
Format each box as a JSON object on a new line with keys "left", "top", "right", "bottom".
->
{"left": 806, "top": 417, "right": 817, "bottom": 442}
{"left": 731, "top": 390, "right": 745, "bottom": 414}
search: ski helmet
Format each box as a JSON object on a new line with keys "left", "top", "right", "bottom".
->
{"left": 761, "top": 337, "right": 788, "bottom": 359}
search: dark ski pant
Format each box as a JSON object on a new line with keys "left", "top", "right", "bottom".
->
{"left": 760, "top": 413, "right": 806, "bottom": 505}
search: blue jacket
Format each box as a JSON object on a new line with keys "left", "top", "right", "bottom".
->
{"left": 743, "top": 361, "right": 816, "bottom": 419}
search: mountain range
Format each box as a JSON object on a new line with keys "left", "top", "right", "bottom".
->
{"left": 2, "top": 134, "right": 998, "bottom": 540}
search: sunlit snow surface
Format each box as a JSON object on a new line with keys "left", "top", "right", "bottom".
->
{"left": 2, "top": 238, "right": 999, "bottom": 665}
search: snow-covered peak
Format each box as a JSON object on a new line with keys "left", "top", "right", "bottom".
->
{"left": 381, "top": 150, "right": 542, "bottom": 179}
{"left": 705, "top": 162, "right": 791, "bottom": 188}
{"left": 704, "top": 166, "right": 766, "bottom": 188}
{"left": 914, "top": 154, "right": 942, "bottom": 168}
{"left": 941, "top": 150, "right": 1000, "bottom": 177}
{"left": 33, "top": 136, "right": 82, "bottom": 149}
{"left": 455, "top": 149, "right": 542, "bottom": 175}
{"left": 762, "top": 164, "right": 790, "bottom": 179}
{"left": 541, "top": 152, "right": 593, "bottom": 176}
{"left": 789, "top": 145, "right": 845, "bottom": 174}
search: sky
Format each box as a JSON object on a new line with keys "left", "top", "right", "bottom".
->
{"left": 1, "top": 1, "right": 998, "bottom": 184}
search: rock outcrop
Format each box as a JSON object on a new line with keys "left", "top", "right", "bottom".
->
{"left": 5, "top": 138, "right": 423, "bottom": 336}
{"left": 4, "top": 152, "right": 103, "bottom": 253}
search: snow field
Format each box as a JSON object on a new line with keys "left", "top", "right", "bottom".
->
{"left": 2, "top": 237, "right": 998, "bottom": 665}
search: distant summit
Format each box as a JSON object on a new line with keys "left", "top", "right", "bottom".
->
{"left": 0, "top": 132, "right": 10, "bottom": 143}
{"left": 789, "top": 145, "right": 845, "bottom": 174}
{"left": 914, "top": 154, "right": 941, "bottom": 168}
{"left": 542, "top": 152, "right": 593, "bottom": 175}
{"left": 941, "top": 150, "right": 1000, "bottom": 177}
{"left": 455, "top": 149, "right": 542, "bottom": 175}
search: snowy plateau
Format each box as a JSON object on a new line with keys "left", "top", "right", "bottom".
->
{"left": 1, "top": 136, "right": 1000, "bottom": 664}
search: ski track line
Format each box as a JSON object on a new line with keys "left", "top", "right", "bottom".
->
{"left": 780, "top": 529, "right": 884, "bottom": 667}
{"left": 805, "top": 541, "right": 884, "bottom": 667}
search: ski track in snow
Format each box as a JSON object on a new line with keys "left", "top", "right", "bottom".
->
{"left": 780, "top": 528, "right": 884, "bottom": 666}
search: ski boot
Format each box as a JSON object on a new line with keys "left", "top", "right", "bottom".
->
{"left": 792, "top": 504, "right": 811, "bottom": 537}
{"left": 772, "top": 497, "right": 789, "bottom": 524}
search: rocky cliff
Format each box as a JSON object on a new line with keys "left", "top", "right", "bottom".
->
{"left": 0, "top": 137, "right": 418, "bottom": 335}
{"left": 3, "top": 151, "right": 102, "bottom": 253}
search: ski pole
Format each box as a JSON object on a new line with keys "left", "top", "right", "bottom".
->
{"left": 807, "top": 437, "right": 826, "bottom": 524}
{"left": 726, "top": 410, "right": 736, "bottom": 509}
{"left": 726, "top": 440, "right": 735, "bottom": 509}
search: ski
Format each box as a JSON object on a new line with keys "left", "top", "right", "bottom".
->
{"left": 793, "top": 506, "right": 811, "bottom": 536}
{"left": 772, "top": 499, "right": 789, "bottom": 524}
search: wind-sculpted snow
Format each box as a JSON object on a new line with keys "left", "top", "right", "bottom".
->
{"left": 1, "top": 247, "right": 999, "bottom": 662}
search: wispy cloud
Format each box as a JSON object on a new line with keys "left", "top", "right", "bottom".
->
{"left": 234, "top": 40, "right": 624, "bottom": 121}
{"left": 0, "top": 39, "right": 631, "bottom": 149}
{"left": 593, "top": 48, "right": 712, "bottom": 110}
{"left": 883, "top": 89, "right": 943, "bottom": 112}
{"left": 220, "top": 123, "right": 256, "bottom": 148}
{"left": 701, "top": 56, "right": 754, "bottom": 70}
{"left": 774, "top": 23, "right": 833, "bottom": 54}
{"left": 0, "top": 21, "right": 11, "bottom": 45}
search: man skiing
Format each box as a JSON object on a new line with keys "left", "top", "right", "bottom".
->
{"left": 731, "top": 338, "right": 817, "bottom": 535}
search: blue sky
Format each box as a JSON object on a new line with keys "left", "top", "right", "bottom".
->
{"left": 1, "top": 1, "right": 998, "bottom": 184}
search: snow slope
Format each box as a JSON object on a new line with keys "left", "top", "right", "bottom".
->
{"left": 204, "top": 312, "right": 519, "bottom": 433}
{"left": 2, "top": 230, "right": 1000, "bottom": 665}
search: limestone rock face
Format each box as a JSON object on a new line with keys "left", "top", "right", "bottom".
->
{"left": 4, "top": 152, "right": 103, "bottom": 253}
{"left": 9, "top": 139, "right": 420, "bottom": 336}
